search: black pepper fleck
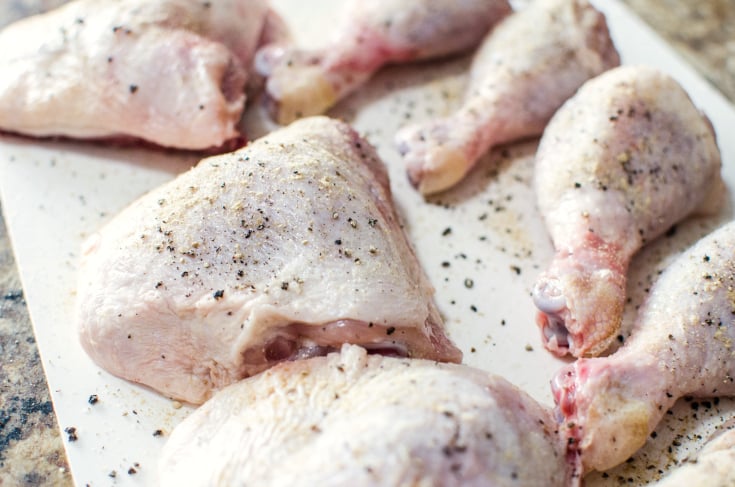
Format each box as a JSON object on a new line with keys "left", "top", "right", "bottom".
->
{"left": 64, "top": 426, "right": 78, "bottom": 442}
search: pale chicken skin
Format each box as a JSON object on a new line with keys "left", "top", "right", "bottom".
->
{"left": 0, "top": 0, "right": 268, "bottom": 150}
{"left": 533, "top": 65, "right": 722, "bottom": 358}
{"left": 255, "top": 0, "right": 512, "bottom": 125}
{"left": 77, "top": 117, "right": 461, "bottom": 405}
{"left": 395, "top": 0, "right": 620, "bottom": 195}
{"left": 159, "top": 345, "right": 569, "bottom": 487}
{"left": 654, "top": 428, "right": 735, "bottom": 486}
{"left": 552, "top": 221, "right": 735, "bottom": 477}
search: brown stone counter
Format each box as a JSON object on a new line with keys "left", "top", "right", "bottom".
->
{"left": 0, "top": 2, "right": 79, "bottom": 485}
{"left": 0, "top": 1, "right": 733, "bottom": 485}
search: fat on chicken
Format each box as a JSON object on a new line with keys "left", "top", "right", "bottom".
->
{"left": 533, "top": 65, "right": 722, "bottom": 358}
{"left": 159, "top": 344, "right": 569, "bottom": 487}
{"left": 77, "top": 116, "right": 461, "bottom": 405}
{"left": 395, "top": 0, "right": 619, "bottom": 195}
{"left": 0, "top": 0, "right": 268, "bottom": 150}
{"left": 255, "top": 0, "right": 512, "bottom": 125}
{"left": 552, "top": 220, "right": 735, "bottom": 476}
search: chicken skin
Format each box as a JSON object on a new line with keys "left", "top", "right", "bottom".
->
{"left": 0, "top": 0, "right": 268, "bottom": 150}
{"left": 255, "top": 0, "right": 512, "bottom": 125}
{"left": 395, "top": 0, "right": 619, "bottom": 195}
{"left": 533, "top": 65, "right": 722, "bottom": 358}
{"left": 77, "top": 117, "right": 461, "bottom": 405}
{"left": 552, "top": 220, "right": 735, "bottom": 476}
{"left": 159, "top": 344, "right": 569, "bottom": 487}
{"left": 654, "top": 428, "right": 735, "bottom": 486}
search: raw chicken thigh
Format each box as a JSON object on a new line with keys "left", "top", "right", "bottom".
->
{"left": 533, "top": 65, "right": 722, "bottom": 357}
{"left": 256, "top": 0, "right": 512, "bottom": 125}
{"left": 0, "top": 0, "right": 268, "bottom": 150}
{"left": 77, "top": 117, "right": 461, "bottom": 405}
{"left": 655, "top": 428, "right": 735, "bottom": 486}
{"left": 552, "top": 220, "right": 735, "bottom": 476}
{"left": 395, "top": 0, "right": 619, "bottom": 195}
{"left": 159, "top": 344, "right": 569, "bottom": 487}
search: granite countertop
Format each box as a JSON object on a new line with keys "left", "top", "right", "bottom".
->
{"left": 0, "top": 1, "right": 734, "bottom": 485}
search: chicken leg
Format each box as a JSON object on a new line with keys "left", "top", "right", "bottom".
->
{"left": 395, "top": 0, "right": 619, "bottom": 195}
{"left": 552, "top": 220, "right": 735, "bottom": 475}
{"left": 159, "top": 344, "right": 570, "bottom": 486}
{"left": 77, "top": 117, "right": 461, "bottom": 405}
{"left": 533, "top": 65, "right": 722, "bottom": 357}
{"left": 255, "top": 0, "right": 512, "bottom": 125}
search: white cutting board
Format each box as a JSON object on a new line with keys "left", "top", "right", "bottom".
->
{"left": 1, "top": 1, "right": 734, "bottom": 485}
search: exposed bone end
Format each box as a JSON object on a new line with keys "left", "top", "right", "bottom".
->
{"left": 533, "top": 277, "right": 571, "bottom": 356}
{"left": 396, "top": 119, "right": 475, "bottom": 196}
{"left": 400, "top": 143, "right": 469, "bottom": 196}
{"left": 552, "top": 357, "right": 655, "bottom": 475}
{"left": 261, "top": 58, "right": 338, "bottom": 125}
{"left": 579, "top": 390, "right": 652, "bottom": 473}
{"left": 533, "top": 251, "right": 626, "bottom": 358}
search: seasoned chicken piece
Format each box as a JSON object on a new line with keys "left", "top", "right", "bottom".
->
{"left": 532, "top": 65, "right": 722, "bottom": 357}
{"left": 655, "top": 428, "right": 735, "bottom": 486}
{"left": 0, "top": 0, "right": 268, "bottom": 150}
{"left": 395, "top": 0, "right": 619, "bottom": 195}
{"left": 552, "top": 221, "right": 735, "bottom": 476}
{"left": 77, "top": 117, "right": 461, "bottom": 405}
{"left": 159, "top": 344, "right": 569, "bottom": 487}
{"left": 255, "top": 0, "right": 512, "bottom": 125}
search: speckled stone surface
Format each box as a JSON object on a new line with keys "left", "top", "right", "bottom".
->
{"left": 0, "top": 1, "right": 733, "bottom": 486}
{"left": 0, "top": 207, "right": 72, "bottom": 486}
{"left": 621, "top": 0, "right": 735, "bottom": 102}
{"left": 0, "top": 4, "right": 74, "bottom": 487}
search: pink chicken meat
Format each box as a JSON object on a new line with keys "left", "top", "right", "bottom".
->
{"left": 533, "top": 65, "right": 722, "bottom": 357}
{"left": 395, "top": 0, "right": 620, "bottom": 195}
{"left": 256, "top": 0, "right": 512, "bottom": 125}
{"left": 553, "top": 220, "right": 735, "bottom": 477}
{"left": 0, "top": 0, "right": 268, "bottom": 150}
{"left": 77, "top": 117, "right": 461, "bottom": 405}
{"left": 159, "top": 344, "right": 569, "bottom": 486}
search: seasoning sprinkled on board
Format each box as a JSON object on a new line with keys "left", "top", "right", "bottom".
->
{"left": 64, "top": 426, "right": 78, "bottom": 442}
